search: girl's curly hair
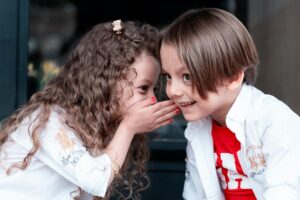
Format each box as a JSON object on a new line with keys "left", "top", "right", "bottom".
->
{"left": 0, "top": 20, "right": 159, "bottom": 200}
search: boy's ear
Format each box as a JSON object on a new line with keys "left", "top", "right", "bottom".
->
{"left": 226, "top": 70, "right": 244, "bottom": 90}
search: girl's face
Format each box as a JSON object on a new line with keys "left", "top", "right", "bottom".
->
{"left": 121, "top": 53, "right": 160, "bottom": 112}
{"left": 160, "top": 43, "right": 236, "bottom": 125}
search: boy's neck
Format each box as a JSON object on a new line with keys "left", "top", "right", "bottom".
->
{"left": 211, "top": 83, "right": 243, "bottom": 127}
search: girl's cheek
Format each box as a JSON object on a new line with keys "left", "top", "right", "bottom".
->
{"left": 123, "top": 95, "right": 139, "bottom": 110}
{"left": 130, "top": 94, "right": 144, "bottom": 105}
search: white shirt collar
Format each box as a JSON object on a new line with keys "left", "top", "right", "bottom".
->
{"left": 226, "top": 84, "right": 253, "bottom": 124}
{"left": 226, "top": 84, "right": 253, "bottom": 146}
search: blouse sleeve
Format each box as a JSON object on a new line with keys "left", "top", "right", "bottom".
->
{"left": 10, "top": 110, "right": 112, "bottom": 197}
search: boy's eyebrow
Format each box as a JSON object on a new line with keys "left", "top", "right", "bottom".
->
{"left": 177, "top": 65, "right": 188, "bottom": 73}
{"left": 162, "top": 65, "right": 188, "bottom": 74}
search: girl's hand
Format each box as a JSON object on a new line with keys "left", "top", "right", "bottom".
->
{"left": 121, "top": 97, "right": 179, "bottom": 134}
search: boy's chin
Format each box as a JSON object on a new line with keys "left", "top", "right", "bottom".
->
{"left": 182, "top": 114, "right": 203, "bottom": 122}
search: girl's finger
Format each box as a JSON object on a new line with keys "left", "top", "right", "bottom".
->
{"left": 154, "top": 110, "right": 177, "bottom": 124}
{"left": 128, "top": 96, "right": 157, "bottom": 110}
{"left": 150, "top": 100, "right": 175, "bottom": 112}
{"left": 153, "top": 118, "right": 174, "bottom": 130}
{"left": 154, "top": 103, "right": 178, "bottom": 116}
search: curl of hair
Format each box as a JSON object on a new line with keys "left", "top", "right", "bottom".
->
{"left": 0, "top": 21, "right": 159, "bottom": 200}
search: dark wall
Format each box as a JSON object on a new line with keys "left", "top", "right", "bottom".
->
{"left": 73, "top": 0, "right": 247, "bottom": 38}
{"left": 0, "top": 0, "right": 28, "bottom": 120}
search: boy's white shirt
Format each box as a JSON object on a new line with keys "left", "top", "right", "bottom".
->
{"left": 183, "top": 84, "right": 300, "bottom": 200}
{"left": 0, "top": 108, "right": 111, "bottom": 200}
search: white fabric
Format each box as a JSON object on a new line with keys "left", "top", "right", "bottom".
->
{"left": 0, "top": 108, "right": 112, "bottom": 199}
{"left": 183, "top": 84, "right": 300, "bottom": 200}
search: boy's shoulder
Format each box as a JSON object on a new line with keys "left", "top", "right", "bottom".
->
{"left": 246, "top": 85, "right": 299, "bottom": 122}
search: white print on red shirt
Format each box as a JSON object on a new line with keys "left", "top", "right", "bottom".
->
{"left": 215, "top": 151, "right": 252, "bottom": 190}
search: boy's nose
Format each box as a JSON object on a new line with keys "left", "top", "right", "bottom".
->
{"left": 168, "top": 82, "right": 183, "bottom": 98}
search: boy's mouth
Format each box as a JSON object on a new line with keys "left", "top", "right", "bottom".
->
{"left": 178, "top": 101, "right": 196, "bottom": 107}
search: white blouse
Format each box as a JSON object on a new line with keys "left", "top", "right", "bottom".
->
{"left": 0, "top": 108, "right": 112, "bottom": 200}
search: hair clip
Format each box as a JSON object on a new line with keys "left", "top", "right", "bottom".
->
{"left": 112, "top": 19, "right": 123, "bottom": 34}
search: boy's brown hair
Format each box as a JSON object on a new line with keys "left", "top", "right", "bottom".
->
{"left": 160, "top": 8, "right": 259, "bottom": 99}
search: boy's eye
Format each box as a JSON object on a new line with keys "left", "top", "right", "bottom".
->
{"left": 162, "top": 73, "right": 171, "bottom": 80}
{"left": 183, "top": 74, "right": 191, "bottom": 82}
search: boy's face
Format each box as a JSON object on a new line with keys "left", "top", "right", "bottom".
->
{"left": 160, "top": 43, "right": 237, "bottom": 125}
{"left": 121, "top": 53, "right": 160, "bottom": 113}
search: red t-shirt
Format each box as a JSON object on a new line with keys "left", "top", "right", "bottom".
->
{"left": 212, "top": 120, "right": 256, "bottom": 200}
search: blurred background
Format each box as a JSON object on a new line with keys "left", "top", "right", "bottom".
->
{"left": 0, "top": 0, "right": 299, "bottom": 199}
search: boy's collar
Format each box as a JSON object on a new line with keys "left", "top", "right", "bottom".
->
{"left": 223, "top": 84, "right": 253, "bottom": 146}
{"left": 226, "top": 83, "right": 252, "bottom": 124}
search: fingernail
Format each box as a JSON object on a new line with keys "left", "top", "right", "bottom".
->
{"left": 151, "top": 96, "right": 156, "bottom": 103}
{"left": 176, "top": 109, "right": 180, "bottom": 114}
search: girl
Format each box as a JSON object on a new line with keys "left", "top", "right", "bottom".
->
{"left": 0, "top": 20, "right": 178, "bottom": 200}
{"left": 160, "top": 8, "right": 300, "bottom": 200}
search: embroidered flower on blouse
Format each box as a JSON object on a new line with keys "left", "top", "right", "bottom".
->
{"left": 61, "top": 150, "right": 84, "bottom": 167}
{"left": 55, "top": 129, "right": 75, "bottom": 150}
{"left": 55, "top": 129, "right": 84, "bottom": 167}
